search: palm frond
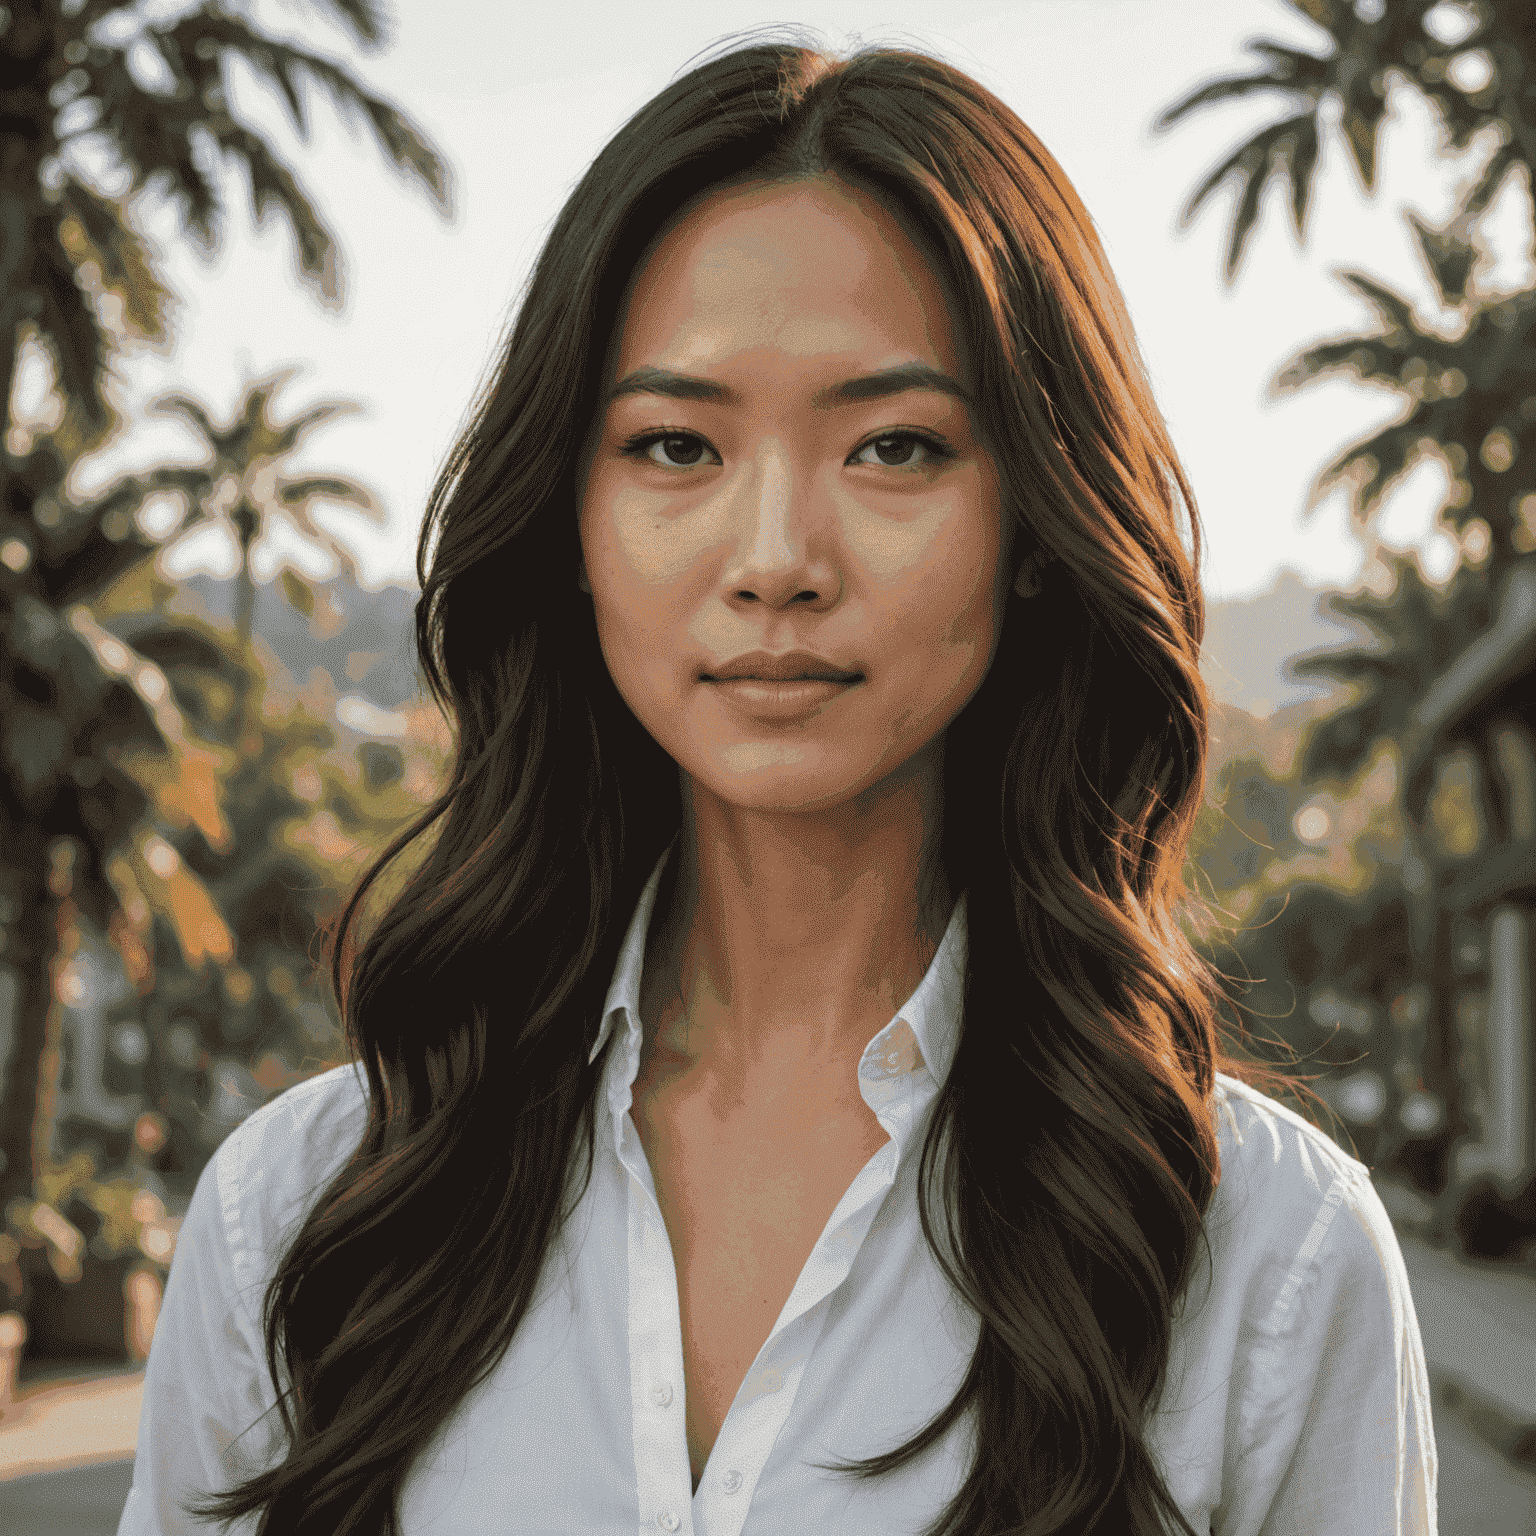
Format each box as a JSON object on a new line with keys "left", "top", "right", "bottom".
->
{"left": 1291, "top": 646, "right": 1409, "bottom": 686}
{"left": 1463, "top": 139, "right": 1520, "bottom": 220}
{"left": 1298, "top": 695, "right": 1390, "bottom": 784}
{"left": 207, "top": 120, "right": 339, "bottom": 302}
{"left": 267, "top": 401, "right": 360, "bottom": 458}
{"left": 76, "top": 464, "right": 217, "bottom": 533}
{"left": 1405, "top": 210, "right": 1476, "bottom": 309}
{"left": 317, "top": 0, "right": 389, "bottom": 48}
{"left": 352, "top": 92, "right": 451, "bottom": 216}
{"left": 1284, "top": 0, "right": 1350, "bottom": 33}
{"left": 279, "top": 567, "right": 317, "bottom": 620}
{"left": 55, "top": 181, "right": 174, "bottom": 347}
{"left": 1172, "top": 113, "right": 1322, "bottom": 283}
{"left": 1306, "top": 418, "right": 1429, "bottom": 523}
{"left": 1269, "top": 268, "right": 1433, "bottom": 401}
{"left": 1335, "top": 268, "right": 1421, "bottom": 336}
{"left": 1286, "top": 112, "right": 1321, "bottom": 242}
{"left": 101, "top": 95, "right": 225, "bottom": 256}
{"left": 1338, "top": 95, "right": 1382, "bottom": 195}
{"left": 161, "top": 10, "right": 450, "bottom": 214}
{"left": 32, "top": 237, "right": 113, "bottom": 432}
{"left": 1151, "top": 38, "right": 1330, "bottom": 134}
{"left": 149, "top": 393, "right": 225, "bottom": 456}
{"left": 1272, "top": 331, "right": 1418, "bottom": 397}
{"left": 277, "top": 474, "right": 384, "bottom": 523}
{"left": 69, "top": 8, "right": 448, "bottom": 314}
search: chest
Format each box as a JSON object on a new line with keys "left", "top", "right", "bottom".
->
{"left": 629, "top": 1065, "right": 890, "bottom": 1486}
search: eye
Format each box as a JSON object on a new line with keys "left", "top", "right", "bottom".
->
{"left": 619, "top": 431, "right": 716, "bottom": 469}
{"left": 849, "top": 430, "right": 954, "bottom": 470}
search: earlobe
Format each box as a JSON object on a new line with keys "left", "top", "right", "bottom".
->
{"left": 1013, "top": 549, "right": 1048, "bottom": 599}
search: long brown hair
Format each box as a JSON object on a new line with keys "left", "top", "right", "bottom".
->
{"left": 187, "top": 33, "right": 1315, "bottom": 1535}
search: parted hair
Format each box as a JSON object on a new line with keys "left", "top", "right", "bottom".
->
{"left": 187, "top": 33, "right": 1314, "bottom": 1536}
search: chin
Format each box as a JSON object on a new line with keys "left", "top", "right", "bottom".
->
{"left": 691, "top": 746, "right": 896, "bottom": 815}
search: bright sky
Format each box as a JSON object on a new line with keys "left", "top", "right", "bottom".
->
{"left": 40, "top": 0, "right": 1522, "bottom": 603}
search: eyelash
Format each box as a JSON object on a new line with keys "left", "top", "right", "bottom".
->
{"left": 616, "top": 427, "right": 956, "bottom": 473}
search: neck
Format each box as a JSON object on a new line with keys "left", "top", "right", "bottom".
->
{"left": 641, "top": 740, "right": 953, "bottom": 1079}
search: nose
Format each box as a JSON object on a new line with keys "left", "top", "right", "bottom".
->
{"left": 718, "top": 443, "right": 839, "bottom": 610}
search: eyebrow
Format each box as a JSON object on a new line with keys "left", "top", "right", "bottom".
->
{"left": 605, "top": 361, "right": 972, "bottom": 410}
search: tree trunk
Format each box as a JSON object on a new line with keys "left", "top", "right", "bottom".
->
{"left": 0, "top": 835, "right": 74, "bottom": 1221}
{"left": 232, "top": 497, "right": 259, "bottom": 755}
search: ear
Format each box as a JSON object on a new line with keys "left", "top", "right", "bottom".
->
{"left": 1013, "top": 549, "right": 1046, "bottom": 599}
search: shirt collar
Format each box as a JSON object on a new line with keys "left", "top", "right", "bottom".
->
{"left": 589, "top": 840, "right": 968, "bottom": 1090}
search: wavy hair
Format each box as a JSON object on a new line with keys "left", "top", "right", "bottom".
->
{"left": 187, "top": 34, "right": 1316, "bottom": 1536}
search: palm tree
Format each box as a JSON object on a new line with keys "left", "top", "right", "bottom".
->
{"left": 0, "top": 0, "right": 449, "bottom": 1230}
{"left": 148, "top": 366, "right": 386, "bottom": 753}
{"left": 1291, "top": 549, "right": 1495, "bottom": 786}
{"left": 0, "top": 0, "right": 450, "bottom": 440}
{"left": 1155, "top": 0, "right": 1536, "bottom": 880}
{"left": 1155, "top": 0, "right": 1536, "bottom": 1221}
{"left": 1270, "top": 234, "right": 1536, "bottom": 588}
{"left": 1150, "top": 0, "right": 1530, "bottom": 286}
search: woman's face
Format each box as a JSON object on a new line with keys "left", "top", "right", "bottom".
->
{"left": 577, "top": 175, "right": 1013, "bottom": 816}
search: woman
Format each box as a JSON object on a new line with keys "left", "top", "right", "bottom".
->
{"left": 120, "top": 36, "right": 1436, "bottom": 1536}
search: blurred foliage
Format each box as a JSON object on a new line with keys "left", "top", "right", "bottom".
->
{"left": 0, "top": 0, "right": 450, "bottom": 435}
{"left": 143, "top": 365, "right": 388, "bottom": 728}
{"left": 1161, "top": 0, "right": 1536, "bottom": 1201}
{"left": 1153, "top": 0, "right": 1531, "bottom": 287}
{"left": 79, "top": 554, "right": 449, "bottom": 1188}
{"left": 0, "top": 0, "right": 451, "bottom": 1348}
{"left": 1292, "top": 551, "right": 1495, "bottom": 785}
{"left": 0, "top": 383, "right": 451, "bottom": 1325}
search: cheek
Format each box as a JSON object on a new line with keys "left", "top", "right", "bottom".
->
{"left": 870, "top": 511, "right": 1004, "bottom": 673}
{"left": 582, "top": 496, "right": 695, "bottom": 714}
{"left": 584, "top": 470, "right": 702, "bottom": 594}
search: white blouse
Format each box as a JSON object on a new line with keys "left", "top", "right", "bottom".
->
{"left": 119, "top": 846, "right": 1438, "bottom": 1535}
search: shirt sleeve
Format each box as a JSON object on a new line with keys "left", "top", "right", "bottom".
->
{"left": 116, "top": 1130, "right": 285, "bottom": 1536}
{"left": 1222, "top": 1163, "right": 1439, "bottom": 1536}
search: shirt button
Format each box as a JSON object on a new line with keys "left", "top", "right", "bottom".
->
{"left": 722, "top": 1469, "right": 743, "bottom": 1494}
{"left": 657, "top": 1513, "right": 680, "bottom": 1532}
{"left": 650, "top": 1381, "right": 673, "bottom": 1407}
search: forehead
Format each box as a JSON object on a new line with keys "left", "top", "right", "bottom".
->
{"left": 608, "top": 176, "right": 965, "bottom": 379}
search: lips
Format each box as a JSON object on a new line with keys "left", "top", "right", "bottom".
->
{"left": 701, "top": 649, "right": 862, "bottom": 683}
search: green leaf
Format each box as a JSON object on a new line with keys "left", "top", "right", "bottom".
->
{"left": 1287, "top": 113, "right": 1320, "bottom": 241}
{"left": 31, "top": 236, "right": 113, "bottom": 432}
{"left": 1173, "top": 114, "right": 1320, "bottom": 283}
{"left": 1335, "top": 268, "right": 1419, "bottom": 335}
{"left": 2, "top": 703, "right": 70, "bottom": 796}
{"left": 1340, "top": 102, "right": 1378, "bottom": 194}
{"left": 1463, "top": 141, "right": 1519, "bottom": 220}
{"left": 318, "top": 0, "right": 388, "bottom": 48}
{"left": 268, "top": 402, "right": 362, "bottom": 458}
{"left": 280, "top": 567, "right": 316, "bottom": 620}
{"left": 56, "top": 179, "right": 174, "bottom": 346}
{"left": 1405, "top": 210, "right": 1475, "bottom": 308}
{"left": 277, "top": 474, "right": 382, "bottom": 521}
{"left": 150, "top": 391, "right": 223, "bottom": 449}
{"left": 209, "top": 120, "right": 340, "bottom": 302}
{"left": 162, "top": 9, "right": 451, "bottom": 216}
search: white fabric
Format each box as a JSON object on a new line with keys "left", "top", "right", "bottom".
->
{"left": 119, "top": 844, "right": 1438, "bottom": 1535}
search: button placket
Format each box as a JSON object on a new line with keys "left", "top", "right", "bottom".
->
{"left": 622, "top": 1094, "right": 693, "bottom": 1534}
